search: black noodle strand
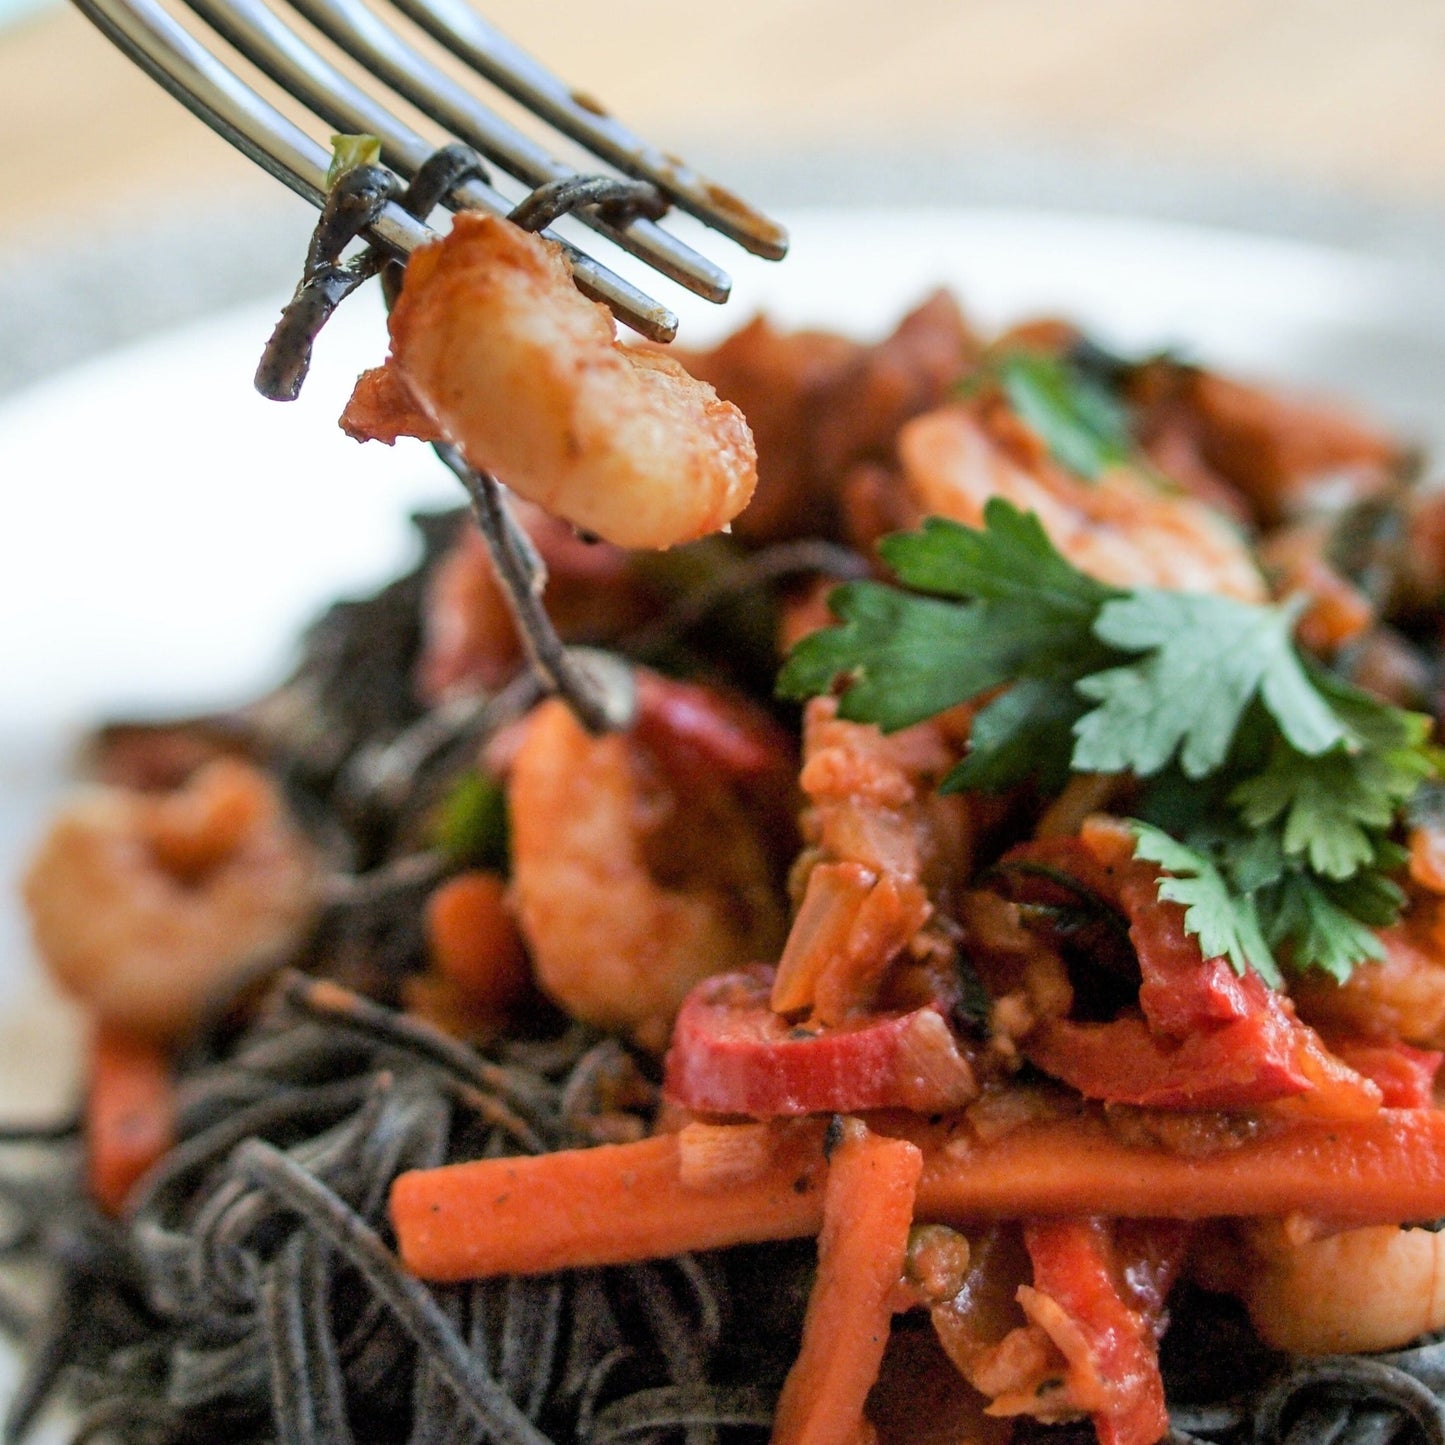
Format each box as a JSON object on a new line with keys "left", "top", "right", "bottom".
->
{"left": 255, "top": 164, "right": 400, "bottom": 402}
{"left": 277, "top": 972, "right": 558, "bottom": 1136}
{"left": 261, "top": 1233, "right": 318, "bottom": 1445}
{"left": 3, "top": 1271, "right": 82, "bottom": 1444}
{"left": 234, "top": 1138, "right": 551, "bottom": 1445}
{"left": 434, "top": 444, "right": 637, "bottom": 735}
{"left": 1253, "top": 1359, "right": 1445, "bottom": 1445}
{"left": 588, "top": 1386, "right": 777, "bottom": 1445}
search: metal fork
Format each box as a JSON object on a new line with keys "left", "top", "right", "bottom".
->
{"left": 70, "top": 0, "right": 788, "bottom": 343}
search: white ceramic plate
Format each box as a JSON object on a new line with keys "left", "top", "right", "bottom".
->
{"left": 3, "top": 205, "right": 1445, "bottom": 1432}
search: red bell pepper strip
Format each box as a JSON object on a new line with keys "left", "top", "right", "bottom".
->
{"left": 1002, "top": 832, "right": 1260, "bottom": 1036}
{"left": 1327, "top": 1039, "right": 1442, "bottom": 1109}
{"left": 1016, "top": 1218, "right": 1173, "bottom": 1445}
{"left": 1001, "top": 830, "right": 1378, "bottom": 1114}
{"left": 1023, "top": 1014, "right": 1312, "bottom": 1110}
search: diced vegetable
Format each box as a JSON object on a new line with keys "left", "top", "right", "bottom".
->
{"left": 86, "top": 1023, "right": 174, "bottom": 1216}
{"left": 771, "top": 1120, "right": 923, "bottom": 1445}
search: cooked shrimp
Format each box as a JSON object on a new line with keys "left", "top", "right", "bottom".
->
{"left": 899, "top": 404, "right": 1267, "bottom": 601}
{"left": 669, "top": 290, "right": 977, "bottom": 546}
{"left": 773, "top": 698, "right": 973, "bottom": 1023}
{"left": 1238, "top": 1219, "right": 1445, "bottom": 1354}
{"left": 23, "top": 759, "right": 322, "bottom": 1041}
{"left": 341, "top": 212, "right": 756, "bottom": 550}
{"left": 507, "top": 673, "right": 792, "bottom": 1052}
{"left": 1293, "top": 912, "right": 1445, "bottom": 1049}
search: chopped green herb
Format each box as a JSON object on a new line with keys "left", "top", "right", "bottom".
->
{"left": 780, "top": 502, "right": 1116, "bottom": 790}
{"left": 326, "top": 133, "right": 383, "bottom": 188}
{"left": 1254, "top": 870, "right": 1388, "bottom": 982}
{"left": 1074, "top": 591, "right": 1345, "bottom": 779}
{"left": 780, "top": 498, "right": 1437, "bottom": 982}
{"left": 1130, "top": 823, "right": 1280, "bottom": 986}
{"left": 432, "top": 770, "right": 509, "bottom": 871}
{"left": 995, "top": 352, "right": 1133, "bottom": 480}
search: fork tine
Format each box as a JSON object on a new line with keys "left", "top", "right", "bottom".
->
{"left": 71, "top": 0, "right": 425, "bottom": 256}
{"left": 380, "top": 0, "right": 788, "bottom": 261}
{"left": 72, "top": 0, "right": 683, "bottom": 341}
{"left": 268, "top": 0, "right": 732, "bottom": 303}
{"left": 177, "top": 0, "right": 615, "bottom": 291}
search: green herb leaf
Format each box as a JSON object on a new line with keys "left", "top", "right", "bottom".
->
{"left": 1130, "top": 822, "right": 1281, "bottom": 985}
{"left": 942, "top": 678, "right": 1084, "bottom": 795}
{"left": 432, "top": 771, "right": 509, "bottom": 871}
{"left": 781, "top": 500, "right": 1119, "bottom": 744}
{"left": 996, "top": 353, "right": 1133, "bottom": 480}
{"left": 327, "top": 133, "right": 383, "bottom": 188}
{"left": 1255, "top": 871, "right": 1387, "bottom": 982}
{"left": 776, "top": 581, "right": 1005, "bottom": 732}
{"left": 880, "top": 504, "right": 1120, "bottom": 616}
{"left": 1232, "top": 736, "right": 1433, "bottom": 880}
{"left": 1074, "top": 591, "right": 1345, "bottom": 779}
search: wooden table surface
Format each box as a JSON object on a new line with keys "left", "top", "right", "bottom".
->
{"left": 5, "top": 0, "right": 1445, "bottom": 248}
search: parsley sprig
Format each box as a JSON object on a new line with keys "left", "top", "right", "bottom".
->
{"left": 778, "top": 498, "right": 1437, "bottom": 982}
{"left": 992, "top": 352, "right": 1133, "bottom": 480}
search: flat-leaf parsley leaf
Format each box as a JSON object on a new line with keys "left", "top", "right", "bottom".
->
{"left": 780, "top": 498, "right": 1437, "bottom": 982}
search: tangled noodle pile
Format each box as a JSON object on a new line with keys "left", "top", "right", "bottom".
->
{"left": 10, "top": 212, "right": 1445, "bottom": 1445}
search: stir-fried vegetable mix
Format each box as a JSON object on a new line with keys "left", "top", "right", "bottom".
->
{"left": 11, "top": 228, "right": 1445, "bottom": 1445}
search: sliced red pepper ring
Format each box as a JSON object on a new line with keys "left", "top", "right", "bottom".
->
{"left": 663, "top": 965, "right": 975, "bottom": 1117}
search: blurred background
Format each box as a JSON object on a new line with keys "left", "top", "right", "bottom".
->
{"left": 3, "top": 0, "right": 1445, "bottom": 393}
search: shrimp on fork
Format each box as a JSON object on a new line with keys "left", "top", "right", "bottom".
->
{"left": 342, "top": 213, "right": 758, "bottom": 550}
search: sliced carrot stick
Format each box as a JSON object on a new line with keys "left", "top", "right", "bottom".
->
{"left": 907, "top": 1110, "right": 1445, "bottom": 1226}
{"left": 391, "top": 1118, "right": 830, "bottom": 1281}
{"left": 390, "top": 1108, "right": 1445, "bottom": 1282}
{"left": 86, "top": 1023, "right": 175, "bottom": 1216}
{"left": 771, "top": 1120, "right": 922, "bottom": 1445}
{"left": 425, "top": 871, "right": 530, "bottom": 1016}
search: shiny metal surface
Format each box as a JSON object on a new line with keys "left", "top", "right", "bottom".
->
{"left": 68, "top": 0, "right": 791, "bottom": 340}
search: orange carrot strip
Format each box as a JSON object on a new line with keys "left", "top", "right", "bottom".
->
{"left": 425, "top": 871, "right": 530, "bottom": 1015}
{"left": 772, "top": 1121, "right": 922, "bottom": 1445}
{"left": 390, "top": 1108, "right": 1445, "bottom": 1282}
{"left": 391, "top": 1119, "right": 829, "bottom": 1282}
{"left": 907, "top": 1110, "right": 1445, "bottom": 1226}
{"left": 86, "top": 1023, "right": 175, "bottom": 1216}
